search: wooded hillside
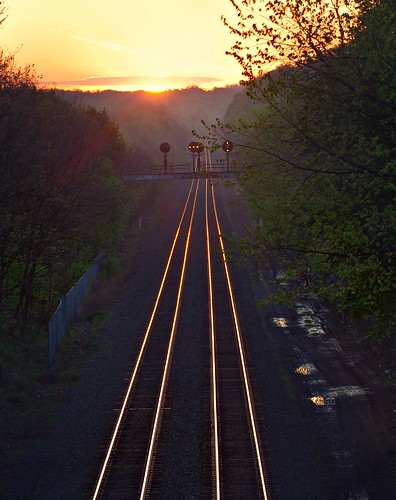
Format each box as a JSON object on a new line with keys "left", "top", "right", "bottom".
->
{"left": 57, "top": 86, "right": 240, "bottom": 167}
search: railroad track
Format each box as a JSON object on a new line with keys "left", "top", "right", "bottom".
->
{"left": 206, "top": 177, "right": 268, "bottom": 499}
{"left": 92, "top": 154, "right": 270, "bottom": 498}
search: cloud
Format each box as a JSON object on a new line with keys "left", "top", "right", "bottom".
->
{"left": 70, "top": 36, "right": 142, "bottom": 56}
{"left": 51, "top": 75, "right": 223, "bottom": 88}
{"left": 56, "top": 24, "right": 81, "bottom": 34}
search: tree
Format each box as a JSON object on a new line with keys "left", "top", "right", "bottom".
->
{"left": 0, "top": 49, "right": 139, "bottom": 338}
{"left": 0, "top": 2, "right": 5, "bottom": 26}
{"left": 215, "top": 0, "right": 395, "bottom": 337}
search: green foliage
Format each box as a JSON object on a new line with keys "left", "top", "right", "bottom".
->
{"left": 216, "top": 0, "right": 396, "bottom": 338}
{"left": 0, "top": 52, "right": 144, "bottom": 339}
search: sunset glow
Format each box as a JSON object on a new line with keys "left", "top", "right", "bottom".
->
{"left": 0, "top": 0, "right": 242, "bottom": 92}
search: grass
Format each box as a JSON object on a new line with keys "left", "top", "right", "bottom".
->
{"left": 0, "top": 310, "right": 108, "bottom": 467}
{"left": 0, "top": 337, "right": 56, "bottom": 463}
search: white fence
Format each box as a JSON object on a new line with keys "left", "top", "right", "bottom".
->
{"left": 48, "top": 252, "right": 105, "bottom": 364}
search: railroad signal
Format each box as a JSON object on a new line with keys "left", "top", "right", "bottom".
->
{"left": 222, "top": 140, "right": 233, "bottom": 153}
{"left": 188, "top": 142, "right": 204, "bottom": 153}
{"left": 188, "top": 141, "right": 198, "bottom": 153}
{"left": 160, "top": 142, "right": 171, "bottom": 154}
{"left": 222, "top": 140, "right": 233, "bottom": 171}
{"left": 188, "top": 142, "right": 204, "bottom": 172}
{"left": 160, "top": 142, "right": 171, "bottom": 173}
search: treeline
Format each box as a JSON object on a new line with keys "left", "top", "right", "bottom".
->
{"left": 0, "top": 50, "right": 149, "bottom": 339}
{"left": 213, "top": 0, "right": 395, "bottom": 338}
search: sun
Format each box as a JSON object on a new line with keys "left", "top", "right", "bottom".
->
{"left": 143, "top": 83, "right": 173, "bottom": 93}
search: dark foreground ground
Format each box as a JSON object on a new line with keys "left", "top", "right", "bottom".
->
{"left": 1, "top": 180, "right": 395, "bottom": 499}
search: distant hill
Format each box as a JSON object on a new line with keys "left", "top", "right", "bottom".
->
{"left": 56, "top": 86, "right": 241, "bottom": 165}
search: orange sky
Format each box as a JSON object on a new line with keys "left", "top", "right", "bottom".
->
{"left": 0, "top": 0, "right": 242, "bottom": 92}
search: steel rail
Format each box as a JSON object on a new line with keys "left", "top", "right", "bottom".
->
{"left": 92, "top": 180, "right": 196, "bottom": 500}
{"left": 205, "top": 178, "right": 221, "bottom": 500}
{"left": 210, "top": 176, "right": 269, "bottom": 500}
{"left": 139, "top": 180, "right": 200, "bottom": 498}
